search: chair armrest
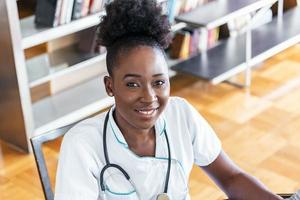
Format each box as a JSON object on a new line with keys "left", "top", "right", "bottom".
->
{"left": 224, "top": 194, "right": 293, "bottom": 199}
{"left": 279, "top": 193, "right": 293, "bottom": 199}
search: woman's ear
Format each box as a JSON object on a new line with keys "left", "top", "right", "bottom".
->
{"left": 104, "top": 76, "right": 114, "bottom": 97}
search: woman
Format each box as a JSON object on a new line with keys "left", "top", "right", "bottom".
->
{"left": 54, "top": 0, "right": 283, "bottom": 199}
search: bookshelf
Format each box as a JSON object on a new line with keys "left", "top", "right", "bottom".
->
{"left": 0, "top": 0, "right": 111, "bottom": 152}
{"left": 172, "top": 0, "right": 300, "bottom": 86}
{"left": 26, "top": 45, "right": 106, "bottom": 88}
{"left": 21, "top": 12, "right": 106, "bottom": 49}
{"left": 0, "top": 0, "right": 182, "bottom": 152}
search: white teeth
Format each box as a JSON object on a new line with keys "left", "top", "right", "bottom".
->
{"left": 138, "top": 109, "right": 155, "bottom": 115}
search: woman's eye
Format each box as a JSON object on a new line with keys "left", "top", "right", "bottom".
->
{"left": 126, "top": 82, "right": 139, "bottom": 88}
{"left": 154, "top": 80, "right": 166, "bottom": 86}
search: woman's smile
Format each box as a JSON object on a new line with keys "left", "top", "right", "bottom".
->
{"left": 134, "top": 107, "right": 159, "bottom": 119}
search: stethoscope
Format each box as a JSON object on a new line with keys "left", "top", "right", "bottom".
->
{"left": 99, "top": 109, "right": 172, "bottom": 200}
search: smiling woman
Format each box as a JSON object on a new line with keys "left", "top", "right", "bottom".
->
{"left": 54, "top": 1, "right": 284, "bottom": 200}
{"left": 104, "top": 46, "right": 170, "bottom": 156}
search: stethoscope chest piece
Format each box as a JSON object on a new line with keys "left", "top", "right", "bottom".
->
{"left": 157, "top": 193, "right": 170, "bottom": 200}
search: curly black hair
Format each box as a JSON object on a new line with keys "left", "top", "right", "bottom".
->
{"left": 97, "top": 0, "right": 172, "bottom": 75}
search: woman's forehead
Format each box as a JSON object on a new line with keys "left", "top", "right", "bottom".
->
{"left": 115, "top": 46, "right": 168, "bottom": 75}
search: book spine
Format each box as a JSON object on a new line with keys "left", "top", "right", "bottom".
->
{"left": 189, "top": 29, "right": 200, "bottom": 56}
{"left": 72, "top": 0, "right": 83, "bottom": 20}
{"left": 60, "top": 0, "right": 70, "bottom": 25}
{"left": 167, "top": 0, "right": 177, "bottom": 23}
{"left": 90, "top": 0, "right": 102, "bottom": 13}
{"left": 78, "top": 26, "right": 98, "bottom": 53}
{"left": 35, "top": 0, "right": 58, "bottom": 27}
{"left": 181, "top": 32, "right": 190, "bottom": 59}
{"left": 170, "top": 31, "right": 191, "bottom": 59}
{"left": 89, "top": 0, "right": 94, "bottom": 13}
{"left": 81, "top": 0, "right": 91, "bottom": 17}
{"left": 66, "top": 0, "right": 75, "bottom": 23}
{"left": 53, "top": 0, "right": 63, "bottom": 26}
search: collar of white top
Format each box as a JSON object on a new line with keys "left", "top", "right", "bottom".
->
{"left": 107, "top": 105, "right": 166, "bottom": 149}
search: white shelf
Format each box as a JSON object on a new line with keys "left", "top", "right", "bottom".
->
{"left": 168, "top": 69, "right": 177, "bottom": 78}
{"left": 171, "top": 22, "right": 188, "bottom": 32}
{"left": 21, "top": 11, "right": 105, "bottom": 49}
{"left": 157, "top": 0, "right": 167, "bottom": 3}
{"left": 26, "top": 45, "right": 106, "bottom": 88}
{"left": 33, "top": 74, "right": 114, "bottom": 136}
{"left": 176, "top": 0, "right": 277, "bottom": 29}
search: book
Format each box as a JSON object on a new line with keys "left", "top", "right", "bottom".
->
{"left": 35, "top": 0, "right": 59, "bottom": 27}
{"left": 78, "top": 26, "right": 106, "bottom": 54}
{"left": 65, "top": 0, "right": 76, "bottom": 23}
{"left": 176, "top": 0, "right": 209, "bottom": 15}
{"left": 90, "top": 0, "right": 104, "bottom": 14}
{"left": 81, "top": 0, "right": 91, "bottom": 17}
{"left": 170, "top": 31, "right": 191, "bottom": 59}
{"left": 188, "top": 29, "right": 200, "bottom": 56}
{"left": 218, "top": 24, "right": 230, "bottom": 40}
{"left": 271, "top": 0, "right": 298, "bottom": 15}
{"left": 207, "top": 28, "right": 219, "bottom": 48}
{"left": 72, "top": 0, "right": 83, "bottom": 19}
{"left": 167, "top": 0, "right": 177, "bottom": 23}
{"left": 59, "top": 0, "right": 70, "bottom": 24}
{"left": 53, "top": 0, "right": 63, "bottom": 26}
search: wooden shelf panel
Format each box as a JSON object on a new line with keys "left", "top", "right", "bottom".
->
{"left": 33, "top": 74, "right": 114, "bottom": 136}
{"left": 172, "top": 7, "right": 300, "bottom": 84}
{"left": 175, "top": 0, "right": 277, "bottom": 29}
{"left": 26, "top": 45, "right": 106, "bottom": 88}
{"left": 21, "top": 11, "right": 105, "bottom": 49}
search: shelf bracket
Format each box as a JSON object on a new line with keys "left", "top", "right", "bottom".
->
{"left": 226, "top": 0, "right": 281, "bottom": 88}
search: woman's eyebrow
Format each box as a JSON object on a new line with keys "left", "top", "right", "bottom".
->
{"left": 152, "top": 73, "right": 165, "bottom": 77}
{"left": 123, "top": 74, "right": 141, "bottom": 79}
{"left": 123, "top": 73, "right": 166, "bottom": 79}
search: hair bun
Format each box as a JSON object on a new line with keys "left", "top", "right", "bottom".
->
{"left": 97, "top": 0, "right": 171, "bottom": 49}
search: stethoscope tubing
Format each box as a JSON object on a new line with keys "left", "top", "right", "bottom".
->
{"left": 99, "top": 109, "right": 172, "bottom": 194}
{"left": 163, "top": 128, "right": 171, "bottom": 193}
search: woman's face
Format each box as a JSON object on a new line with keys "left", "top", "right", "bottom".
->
{"left": 105, "top": 46, "right": 170, "bottom": 131}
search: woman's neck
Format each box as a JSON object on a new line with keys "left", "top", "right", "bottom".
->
{"left": 113, "top": 110, "right": 156, "bottom": 156}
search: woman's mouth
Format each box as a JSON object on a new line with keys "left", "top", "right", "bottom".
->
{"left": 135, "top": 108, "right": 159, "bottom": 117}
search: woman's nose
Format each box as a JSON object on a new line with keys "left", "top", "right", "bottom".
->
{"left": 141, "top": 86, "right": 157, "bottom": 102}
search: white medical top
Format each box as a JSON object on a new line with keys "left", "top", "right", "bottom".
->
{"left": 54, "top": 96, "right": 221, "bottom": 200}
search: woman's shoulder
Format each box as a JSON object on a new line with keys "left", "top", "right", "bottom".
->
{"left": 165, "top": 96, "right": 193, "bottom": 114}
{"left": 62, "top": 112, "right": 106, "bottom": 149}
{"left": 167, "top": 96, "right": 187, "bottom": 106}
{"left": 164, "top": 96, "right": 205, "bottom": 124}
